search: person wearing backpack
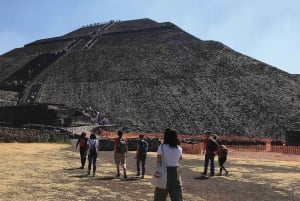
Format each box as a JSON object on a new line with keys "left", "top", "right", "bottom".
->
{"left": 135, "top": 134, "right": 148, "bottom": 179}
{"left": 87, "top": 133, "right": 100, "bottom": 177}
{"left": 201, "top": 133, "right": 218, "bottom": 176}
{"left": 76, "top": 132, "right": 88, "bottom": 169}
{"left": 216, "top": 141, "right": 229, "bottom": 176}
{"left": 114, "top": 130, "right": 128, "bottom": 180}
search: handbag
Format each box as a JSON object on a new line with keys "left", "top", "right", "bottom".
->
{"left": 151, "top": 145, "right": 167, "bottom": 189}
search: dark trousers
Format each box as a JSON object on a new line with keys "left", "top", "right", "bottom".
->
{"left": 88, "top": 153, "right": 97, "bottom": 172}
{"left": 203, "top": 152, "right": 215, "bottom": 175}
{"left": 136, "top": 153, "right": 147, "bottom": 175}
{"left": 218, "top": 156, "right": 227, "bottom": 173}
{"left": 79, "top": 147, "right": 87, "bottom": 168}
{"left": 154, "top": 167, "right": 183, "bottom": 201}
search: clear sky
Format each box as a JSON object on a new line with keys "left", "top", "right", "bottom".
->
{"left": 0, "top": 0, "right": 299, "bottom": 74}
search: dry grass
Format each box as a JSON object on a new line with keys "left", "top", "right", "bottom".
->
{"left": 0, "top": 143, "right": 299, "bottom": 201}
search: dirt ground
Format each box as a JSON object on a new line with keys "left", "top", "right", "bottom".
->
{"left": 0, "top": 143, "right": 299, "bottom": 201}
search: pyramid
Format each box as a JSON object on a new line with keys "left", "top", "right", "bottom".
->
{"left": 1, "top": 18, "right": 300, "bottom": 137}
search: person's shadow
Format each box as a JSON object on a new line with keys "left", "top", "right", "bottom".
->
{"left": 96, "top": 176, "right": 142, "bottom": 181}
{"left": 96, "top": 176, "right": 115, "bottom": 180}
{"left": 70, "top": 174, "right": 89, "bottom": 178}
{"left": 193, "top": 175, "right": 209, "bottom": 180}
{"left": 63, "top": 166, "right": 89, "bottom": 178}
{"left": 63, "top": 167, "right": 82, "bottom": 171}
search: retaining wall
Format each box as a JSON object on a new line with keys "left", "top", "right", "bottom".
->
{"left": 0, "top": 127, "right": 70, "bottom": 142}
{"left": 98, "top": 137, "right": 160, "bottom": 152}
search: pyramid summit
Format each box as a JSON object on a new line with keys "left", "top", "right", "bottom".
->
{"left": 0, "top": 18, "right": 300, "bottom": 137}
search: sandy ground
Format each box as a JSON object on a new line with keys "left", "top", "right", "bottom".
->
{"left": 0, "top": 143, "right": 299, "bottom": 201}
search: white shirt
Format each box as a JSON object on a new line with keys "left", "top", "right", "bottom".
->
{"left": 157, "top": 144, "right": 182, "bottom": 167}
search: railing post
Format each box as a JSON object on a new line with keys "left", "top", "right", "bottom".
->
{"left": 266, "top": 139, "right": 271, "bottom": 152}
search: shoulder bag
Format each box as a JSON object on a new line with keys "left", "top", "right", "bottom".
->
{"left": 151, "top": 144, "right": 167, "bottom": 189}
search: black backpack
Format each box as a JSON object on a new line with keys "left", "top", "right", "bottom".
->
{"left": 221, "top": 145, "right": 228, "bottom": 156}
{"left": 222, "top": 149, "right": 228, "bottom": 156}
{"left": 118, "top": 138, "right": 127, "bottom": 154}
{"left": 208, "top": 139, "right": 218, "bottom": 152}
{"left": 139, "top": 140, "right": 148, "bottom": 154}
{"left": 89, "top": 140, "right": 97, "bottom": 155}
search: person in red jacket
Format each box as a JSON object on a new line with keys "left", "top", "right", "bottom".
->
{"left": 76, "top": 132, "right": 88, "bottom": 169}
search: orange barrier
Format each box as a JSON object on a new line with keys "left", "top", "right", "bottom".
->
{"left": 227, "top": 145, "right": 266, "bottom": 152}
{"left": 181, "top": 143, "right": 300, "bottom": 155}
{"left": 181, "top": 144, "right": 267, "bottom": 154}
{"left": 271, "top": 146, "right": 300, "bottom": 154}
{"left": 100, "top": 131, "right": 300, "bottom": 155}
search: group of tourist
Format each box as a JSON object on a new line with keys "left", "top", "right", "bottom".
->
{"left": 75, "top": 129, "right": 228, "bottom": 201}
{"left": 75, "top": 130, "right": 148, "bottom": 179}
{"left": 75, "top": 132, "right": 99, "bottom": 176}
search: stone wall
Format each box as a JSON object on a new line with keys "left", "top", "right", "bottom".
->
{"left": 0, "top": 125, "right": 160, "bottom": 151}
{"left": 0, "top": 103, "right": 78, "bottom": 127}
{"left": 0, "top": 90, "right": 18, "bottom": 106}
{"left": 98, "top": 137, "right": 160, "bottom": 152}
{"left": 0, "top": 127, "right": 70, "bottom": 143}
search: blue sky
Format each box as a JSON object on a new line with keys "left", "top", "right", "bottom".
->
{"left": 0, "top": 0, "right": 299, "bottom": 74}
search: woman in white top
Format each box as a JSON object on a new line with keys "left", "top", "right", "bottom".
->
{"left": 87, "top": 133, "right": 100, "bottom": 177}
{"left": 154, "top": 128, "right": 183, "bottom": 201}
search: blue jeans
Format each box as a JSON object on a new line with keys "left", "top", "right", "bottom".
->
{"left": 203, "top": 152, "right": 215, "bottom": 175}
{"left": 136, "top": 153, "right": 147, "bottom": 175}
{"left": 88, "top": 153, "right": 97, "bottom": 172}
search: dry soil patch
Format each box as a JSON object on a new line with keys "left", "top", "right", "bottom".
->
{"left": 0, "top": 143, "right": 299, "bottom": 201}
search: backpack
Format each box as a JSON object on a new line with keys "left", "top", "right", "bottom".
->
{"left": 208, "top": 139, "right": 218, "bottom": 152}
{"left": 89, "top": 140, "right": 97, "bottom": 155}
{"left": 139, "top": 140, "right": 148, "bottom": 154}
{"left": 79, "top": 138, "right": 87, "bottom": 147}
{"left": 221, "top": 145, "right": 228, "bottom": 156}
{"left": 222, "top": 149, "right": 228, "bottom": 156}
{"left": 118, "top": 138, "right": 127, "bottom": 154}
